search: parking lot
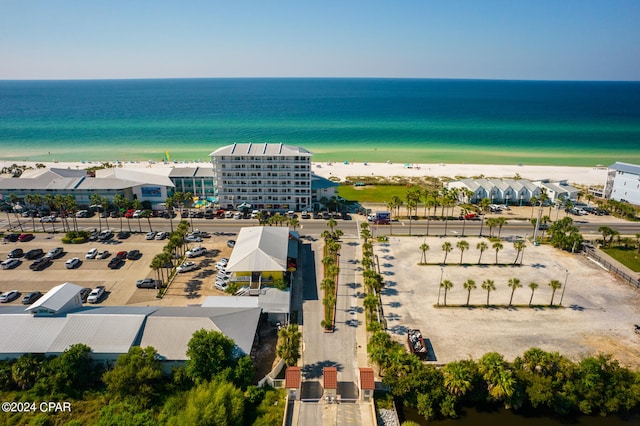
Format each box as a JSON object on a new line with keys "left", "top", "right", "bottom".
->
{"left": 0, "top": 231, "right": 234, "bottom": 307}
{"left": 375, "top": 235, "right": 640, "bottom": 368}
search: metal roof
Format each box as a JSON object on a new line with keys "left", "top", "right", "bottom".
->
{"left": 201, "top": 296, "right": 260, "bottom": 309}
{"left": 226, "top": 227, "right": 289, "bottom": 272}
{"left": 210, "top": 143, "right": 312, "bottom": 158}
{"left": 608, "top": 162, "right": 640, "bottom": 175}
{"left": 25, "top": 282, "right": 83, "bottom": 314}
{"left": 257, "top": 288, "right": 290, "bottom": 314}
{"left": 0, "top": 314, "right": 68, "bottom": 355}
{"left": 48, "top": 313, "right": 146, "bottom": 354}
{"left": 311, "top": 174, "right": 339, "bottom": 190}
{"left": 169, "top": 167, "right": 198, "bottom": 177}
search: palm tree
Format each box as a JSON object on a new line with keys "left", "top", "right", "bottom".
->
{"left": 141, "top": 209, "right": 153, "bottom": 232}
{"left": 496, "top": 217, "right": 507, "bottom": 238}
{"left": 507, "top": 278, "right": 522, "bottom": 306}
{"left": 65, "top": 194, "right": 79, "bottom": 231}
{"left": 476, "top": 241, "right": 488, "bottom": 264}
{"left": 440, "top": 279, "right": 453, "bottom": 306}
{"left": 481, "top": 279, "right": 496, "bottom": 306}
{"left": 165, "top": 195, "right": 175, "bottom": 232}
{"left": 8, "top": 193, "right": 24, "bottom": 231}
{"left": 326, "top": 218, "right": 337, "bottom": 233}
{"left": 548, "top": 279, "right": 562, "bottom": 306}
{"left": 363, "top": 293, "right": 379, "bottom": 315}
{"left": 513, "top": 240, "right": 526, "bottom": 265}
{"left": 132, "top": 199, "right": 143, "bottom": 232}
{"left": 528, "top": 282, "right": 539, "bottom": 307}
{"left": 492, "top": 241, "right": 503, "bottom": 265}
{"left": 442, "top": 361, "right": 474, "bottom": 397}
{"left": 288, "top": 217, "right": 300, "bottom": 231}
{"left": 529, "top": 195, "right": 538, "bottom": 220}
{"left": 598, "top": 225, "right": 613, "bottom": 247}
{"left": 277, "top": 324, "right": 302, "bottom": 366}
{"left": 463, "top": 279, "right": 476, "bottom": 306}
{"left": 456, "top": 240, "right": 469, "bottom": 264}
{"left": 419, "top": 243, "right": 429, "bottom": 264}
{"left": 441, "top": 241, "right": 452, "bottom": 264}
{"left": 113, "top": 194, "right": 128, "bottom": 232}
{"left": 90, "top": 193, "right": 104, "bottom": 232}
{"left": 24, "top": 194, "right": 40, "bottom": 232}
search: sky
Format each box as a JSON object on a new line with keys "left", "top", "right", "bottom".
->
{"left": 1, "top": 0, "right": 639, "bottom": 81}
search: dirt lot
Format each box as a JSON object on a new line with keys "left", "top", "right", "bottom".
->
{"left": 0, "top": 231, "right": 234, "bottom": 306}
{"left": 375, "top": 235, "right": 640, "bottom": 368}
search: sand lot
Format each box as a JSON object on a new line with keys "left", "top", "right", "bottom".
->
{"left": 376, "top": 235, "right": 640, "bottom": 368}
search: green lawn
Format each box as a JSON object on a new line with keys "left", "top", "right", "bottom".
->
{"left": 337, "top": 184, "right": 412, "bottom": 203}
{"left": 601, "top": 246, "right": 640, "bottom": 272}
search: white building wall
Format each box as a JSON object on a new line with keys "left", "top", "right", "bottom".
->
{"left": 609, "top": 171, "right": 640, "bottom": 205}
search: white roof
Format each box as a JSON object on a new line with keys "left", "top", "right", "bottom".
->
{"left": 140, "top": 307, "right": 261, "bottom": 358}
{"left": 48, "top": 313, "right": 147, "bottom": 355}
{"left": 0, "top": 313, "right": 68, "bottom": 354}
{"left": 258, "top": 288, "right": 291, "bottom": 314}
{"left": 210, "top": 143, "right": 312, "bottom": 158}
{"left": 201, "top": 296, "right": 260, "bottom": 309}
{"left": 25, "top": 282, "right": 83, "bottom": 314}
{"left": 94, "top": 167, "right": 174, "bottom": 187}
{"left": 226, "top": 227, "right": 289, "bottom": 272}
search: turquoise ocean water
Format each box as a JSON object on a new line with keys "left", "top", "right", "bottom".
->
{"left": 0, "top": 78, "right": 639, "bottom": 166}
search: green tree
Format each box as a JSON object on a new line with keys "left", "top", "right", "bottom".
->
{"left": 276, "top": 324, "right": 301, "bottom": 366}
{"left": 481, "top": 279, "right": 496, "bottom": 306}
{"left": 440, "top": 279, "right": 453, "bottom": 306}
{"left": 166, "top": 379, "right": 245, "bottom": 426}
{"left": 548, "top": 279, "right": 562, "bottom": 306}
{"left": 441, "top": 241, "right": 452, "bottom": 264}
{"left": 419, "top": 243, "right": 429, "bottom": 264}
{"left": 442, "top": 360, "right": 475, "bottom": 397}
{"left": 102, "top": 346, "right": 163, "bottom": 407}
{"left": 456, "top": 240, "right": 469, "bottom": 264}
{"left": 507, "top": 278, "right": 522, "bottom": 306}
{"left": 186, "top": 329, "right": 236, "bottom": 383}
{"left": 463, "top": 279, "right": 476, "bottom": 306}
{"left": 513, "top": 240, "right": 526, "bottom": 265}
{"left": 11, "top": 354, "right": 45, "bottom": 390}
{"left": 492, "top": 241, "right": 503, "bottom": 265}
{"left": 528, "top": 282, "right": 539, "bottom": 307}
{"left": 37, "top": 343, "right": 93, "bottom": 398}
{"left": 476, "top": 241, "right": 488, "bottom": 264}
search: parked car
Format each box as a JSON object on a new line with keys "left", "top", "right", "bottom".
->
{"left": 65, "top": 257, "right": 81, "bottom": 269}
{"left": 227, "top": 240, "right": 236, "bottom": 248}
{"left": 214, "top": 281, "right": 228, "bottom": 291}
{"left": 115, "top": 251, "right": 128, "bottom": 260}
{"left": 39, "top": 215, "right": 57, "bottom": 223}
{"left": 176, "top": 261, "right": 197, "bottom": 273}
{"left": 0, "top": 290, "right": 20, "bottom": 303}
{"left": 18, "top": 233, "right": 34, "bottom": 242}
{"left": 124, "top": 209, "right": 135, "bottom": 218}
{"left": 132, "top": 209, "right": 142, "bottom": 218}
{"left": 88, "top": 230, "right": 100, "bottom": 241}
{"left": 29, "top": 257, "right": 51, "bottom": 271}
{"left": 45, "top": 247, "right": 64, "bottom": 259}
{"left": 215, "top": 258, "right": 229, "bottom": 270}
{"left": 186, "top": 246, "right": 207, "bottom": 258}
{"left": 117, "top": 231, "right": 131, "bottom": 239}
{"left": 79, "top": 287, "right": 92, "bottom": 302}
{"left": 8, "top": 248, "right": 24, "bottom": 258}
{"left": 98, "top": 230, "right": 113, "bottom": 241}
{"left": 108, "top": 257, "right": 124, "bottom": 269}
{"left": 97, "top": 250, "right": 110, "bottom": 259}
{"left": 86, "top": 248, "right": 98, "bottom": 259}
{"left": 145, "top": 231, "right": 157, "bottom": 240}
{"left": 87, "top": 286, "right": 106, "bottom": 303}
{"left": 1, "top": 258, "right": 21, "bottom": 270}
{"left": 136, "top": 278, "right": 161, "bottom": 289}
{"left": 21, "top": 291, "right": 43, "bottom": 305}
{"left": 185, "top": 234, "right": 203, "bottom": 243}
{"left": 155, "top": 232, "right": 167, "bottom": 240}
{"left": 3, "top": 233, "right": 20, "bottom": 242}
{"left": 126, "top": 250, "right": 141, "bottom": 260}
{"left": 24, "top": 248, "right": 44, "bottom": 260}
{"left": 301, "top": 211, "right": 310, "bottom": 219}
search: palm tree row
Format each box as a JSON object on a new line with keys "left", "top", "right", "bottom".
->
{"left": 321, "top": 219, "right": 342, "bottom": 331}
{"left": 419, "top": 239, "right": 526, "bottom": 266}
{"left": 438, "top": 277, "right": 562, "bottom": 307}
{"left": 360, "top": 222, "right": 385, "bottom": 330}
{"left": 149, "top": 220, "right": 191, "bottom": 294}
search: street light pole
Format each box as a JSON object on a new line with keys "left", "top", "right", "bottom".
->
{"left": 559, "top": 269, "right": 569, "bottom": 306}
{"left": 437, "top": 267, "right": 444, "bottom": 307}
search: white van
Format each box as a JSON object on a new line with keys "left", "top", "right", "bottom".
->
{"left": 225, "top": 211, "right": 234, "bottom": 218}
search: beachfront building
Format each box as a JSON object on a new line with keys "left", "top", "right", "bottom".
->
{"left": 168, "top": 166, "right": 216, "bottom": 205}
{"left": 447, "top": 177, "right": 577, "bottom": 204}
{"left": 605, "top": 162, "right": 640, "bottom": 205}
{"left": 0, "top": 167, "right": 174, "bottom": 210}
{"left": 210, "top": 143, "right": 312, "bottom": 212}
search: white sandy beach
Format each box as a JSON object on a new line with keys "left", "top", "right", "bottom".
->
{"left": 1, "top": 160, "right": 609, "bottom": 187}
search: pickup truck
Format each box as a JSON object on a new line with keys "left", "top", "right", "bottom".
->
{"left": 87, "top": 286, "right": 106, "bottom": 303}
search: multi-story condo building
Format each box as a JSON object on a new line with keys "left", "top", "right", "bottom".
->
{"left": 210, "top": 143, "right": 312, "bottom": 211}
{"left": 605, "top": 162, "right": 640, "bottom": 205}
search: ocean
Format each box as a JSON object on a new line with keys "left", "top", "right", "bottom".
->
{"left": 0, "top": 78, "right": 639, "bottom": 166}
